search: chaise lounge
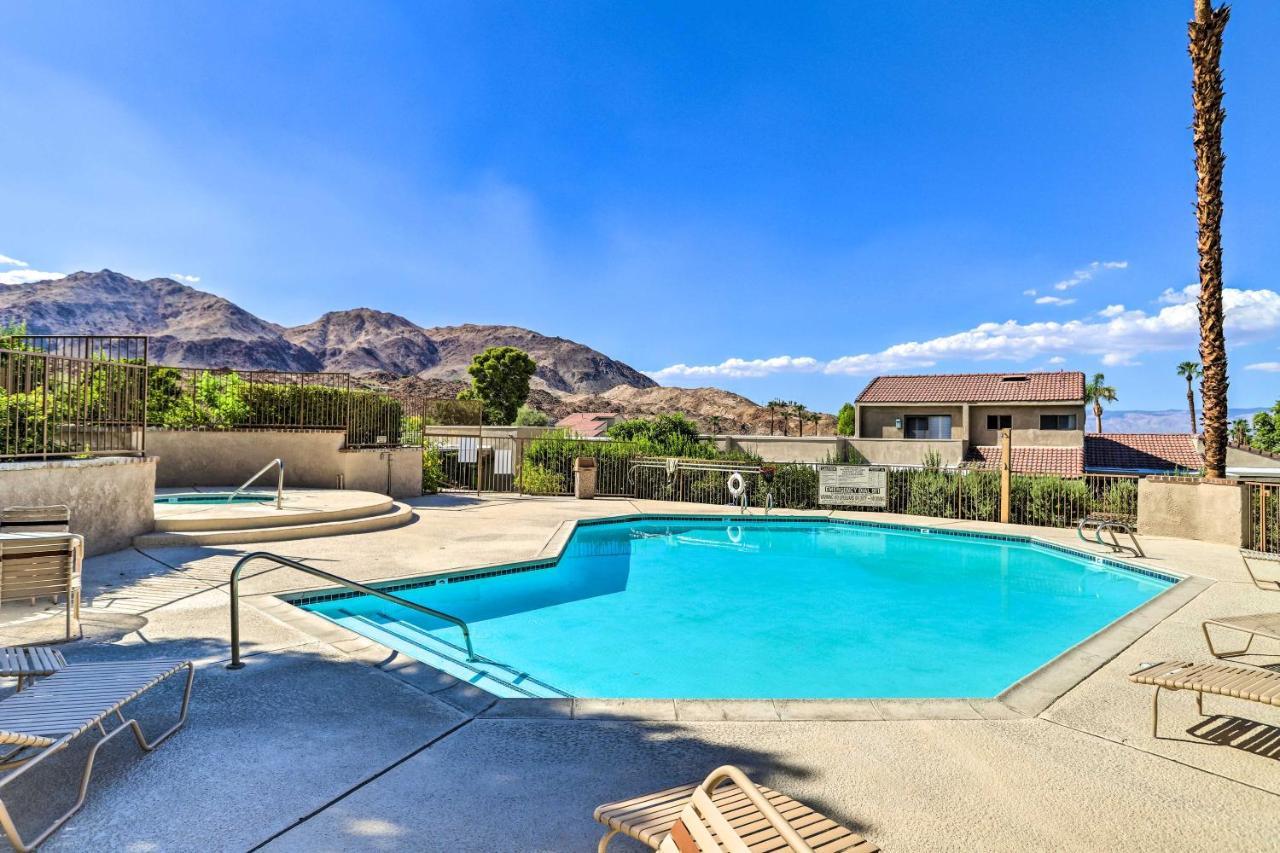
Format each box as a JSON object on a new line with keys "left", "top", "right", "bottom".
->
{"left": 1129, "top": 660, "right": 1280, "bottom": 737}
{"left": 0, "top": 658, "right": 194, "bottom": 851}
{"left": 594, "top": 764, "right": 878, "bottom": 852}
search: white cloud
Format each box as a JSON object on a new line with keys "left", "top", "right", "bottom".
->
{"left": 648, "top": 283, "right": 1280, "bottom": 381}
{"left": 646, "top": 355, "right": 820, "bottom": 382}
{"left": 1023, "top": 288, "right": 1037, "bottom": 297}
{"left": 1246, "top": 362, "right": 1280, "bottom": 373}
{"left": 1098, "top": 304, "right": 1127, "bottom": 318}
{"left": 169, "top": 273, "right": 201, "bottom": 283}
{"left": 1158, "top": 286, "right": 1196, "bottom": 305}
{"left": 1051, "top": 260, "right": 1128, "bottom": 292}
{"left": 1047, "top": 356, "right": 1067, "bottom": 365}
{"left": 1035, "top": 295, "right": 1076, "bottom": 306}
{"left": 0, "top": 269, "right": 65, "bottom": 285}
{"left": 0, "top": 254, "right": 29, "bottom": 268}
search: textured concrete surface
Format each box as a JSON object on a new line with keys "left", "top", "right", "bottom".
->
{"left": 0, "top": 494, "right": 1276, "bottom": 851}
{"left": 0, "top": 456, "right": 155, "bottom": 554}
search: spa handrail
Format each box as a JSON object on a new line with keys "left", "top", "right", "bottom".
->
{"left": 229, "top": 458, "right": 285, "bottom": 509}
{"left": 227, "top": 551, "right": 477, "bottom": 668}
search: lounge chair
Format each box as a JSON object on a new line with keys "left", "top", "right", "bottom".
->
{"left": 1202, "top": 612, "right": 1280, "bottom": 660}
{"left": 1239, "top": 549, "right": 1280, "bottom": 592}
{"left": 0, "top": 506, "right": 70, "bottom": 534}
{"left": 0, "top": 646, "right": 67, "bottom": 691}
{"left": 1129, "top": 660, "right": 1280, "bottom": 737}
{"left": 0, "top": 536, "right": 83, "bottom": 641}
{"left": 0, "top": 659, "right": 193, "bottom": 852}
{"left": 594, "top": 765, "right": 878, "bottom": 853}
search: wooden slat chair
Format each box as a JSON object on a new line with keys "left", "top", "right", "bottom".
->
{"left": 1240, "top": 549, "right": 1280, "bottom": 592}
{"left": 0, "top": 647, "right": 67, "bottom": 691}
{"left": 0, "top": 659, "right": 194, "bottom": 852}
{"left": 595, "top": 765, "right": 878, "bottom": 853}
{"left": 1130, "top": 660, "right": 1280, "bottom": 737}
{"left": 0, "top": 506, "right": 70, "bottom": 534}
{"left": 0, "top": 538, "right": 83, "bottom": 641}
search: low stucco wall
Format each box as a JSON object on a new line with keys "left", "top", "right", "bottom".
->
{"left": 717, "top": 436, "right": 844, "bottom": 463}
{"left": 1137, "top": 476, "right": 1247, "bottom": 546}
{"left": 146, "top": 430, "right": 422, "bottom": 499}
{"left": 848, "top": 438, "right": 967, "bottom": 467}
{"left": 0, "top": 456, "right": 156, "bottom": 555}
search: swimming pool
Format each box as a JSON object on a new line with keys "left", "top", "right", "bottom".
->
{"left": 298, "top": 516, "right": 1176, "bottom": 700}
{"left": 155, "top": 492, "right": 276, "bottom": 505}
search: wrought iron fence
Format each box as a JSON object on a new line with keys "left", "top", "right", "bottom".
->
{"left": 1, "top": 334, "right": 148, "bottom": 363}
{"left": 1248, "top": 482, "right": 1279, "bottom": 554}
{"left": 1, "top": 346, "right": 147, "bottom": 459}
{"left": 422, "top": 432, "right": 1141, "bottom": 531}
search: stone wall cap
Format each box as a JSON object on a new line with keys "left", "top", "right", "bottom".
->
{"left": 0, "top": 455, "right": 154, "bottom": 472}
{"left": 1144, "top": 474, "right": 1238, "bottom": 486}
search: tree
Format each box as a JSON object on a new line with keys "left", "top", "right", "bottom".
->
{"left": 513, "top": 405, "right": 549, "bottom": 426}
{"left": 793, "top": 402, "right": 808, "bottom": 437}
{"left": 1176, "top": 360, "right": 1202, "bottom": 433}
{"left": 1253, "top": 405, "right": 1280, "bottom": 453}
{"left": 1231, "top": 417, "right": 1250, "bottom": 447}
{"left": 835, "top": 403, "right": 856, "bottom": 436}
{"left": 457, "top": 346, "right": 537, "bottom": 425}
{"left": 805, "top": 411, "right": 822, "bottom": 436}
{"left": 1085, "top": 373, "right": 1118, "bottom": 434}
{"left": 767, "top": 399, "right": 787, "bottom": 436}
{"left": 706, "top": 414, "right": 723, "bottom": 436}
{"left": 1190, "top": 0, "right": 1231, "bottom": 477}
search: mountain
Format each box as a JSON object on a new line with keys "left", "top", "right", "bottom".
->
{"left": 1091, "top": 408, "right": 1265, "bottom": 434}
{"left": 0, "top": 270, "right": 321, "bottom": 370}
{"left": 284, "top": 309, "right": 441, "bottom": 375}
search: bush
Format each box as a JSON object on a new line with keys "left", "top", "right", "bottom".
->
{"left": 514, "top": 405, "right": 550, "bottom": 426}
{"left": 422, "top": 441, "right": 448, "bottom": 493}
{"left": 520, "top": 464, "right": 565, "bottom": 495}
{"left": 1099, "top": 478, "right": 1138, "bottom": 517}
{"left": 1024, "top": 476, "right": 1089, "bottom": 527}
{"left": 835, "top": 403, "right": 856, "bottom": 436}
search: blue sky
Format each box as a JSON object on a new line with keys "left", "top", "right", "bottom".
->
{"left": 1, "top": 1, "right": 1278, "bottom": 412}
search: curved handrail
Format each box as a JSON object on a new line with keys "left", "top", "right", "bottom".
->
{"left": 227, "top": 551, "right": 476, "bottom": 669}
{"left": 229, "top": 458, "right": 285, "bottom": 510}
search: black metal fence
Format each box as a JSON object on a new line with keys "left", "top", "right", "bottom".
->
{"left": 0, "top": 344, "right": 148, "bottom": 460}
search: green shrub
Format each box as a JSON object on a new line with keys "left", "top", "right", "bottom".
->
{"left": 514, "top": 405, "right": 550, "bottom": 426}
{"left": 520, "top": 464, "right": 566, "bottom": 495}
{"left": 1024, "top": 476, "right": 1089, "bottom": 527}
{"left": 422, "top": 441, "right": 448, "bottom": 493}
{"left": 1099, "top": 479, "right": 1138, "bottom": 517}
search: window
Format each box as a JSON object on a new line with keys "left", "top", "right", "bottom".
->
{"left": 904, "top": 415, "right": 951, "bottom": 439}
{"left": 1039, "top": 414, "right": 1078, "bottom": 431}
{"left": 986, "top": 414, "right": 1012, "bottom": 430}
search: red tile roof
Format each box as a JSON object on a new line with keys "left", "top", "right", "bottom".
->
{"left": 1085, "top": 434, "right": 1203, "bottom": 473}
{"left": 963, "top": 446, "right": 1085, "bottom": 476}
{"left": 555, "top": 412, "right": 620, "bottom": 438}
{"left": 856, "top": 371, "right": 1085, "bottom": 404}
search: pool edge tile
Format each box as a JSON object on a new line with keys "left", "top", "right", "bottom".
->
{"left": 774, "top": 700, "right": 883, "bottom": 722}
{"left": 674, "top": 700, "right": 782, "bottom": 722}
{"left": 573, "top": 699, "right": 678, "bottom": 721}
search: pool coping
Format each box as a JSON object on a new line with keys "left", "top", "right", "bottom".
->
{"left": 258, "top": 512, "right": 1211, "bottom": 722}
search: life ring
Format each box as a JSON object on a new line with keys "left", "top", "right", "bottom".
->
{"left": 727, "top": 471, "right": 746, "bottom": 499}
{"left": 727, "top": 525, "right": 744, "bottom": 544}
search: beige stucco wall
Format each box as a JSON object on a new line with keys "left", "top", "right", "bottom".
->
{"left": 858, "top": 405, "right": 966, "bottom": 440}
{"left": 0, "top": 456, "right": 156, "bottom": 555}
{"left": 338, "top": 449, "right": 423, "bottom": 498}
{"left": 718, "top": 436, "right": 845, "bottom": 463}
{"left": 1137, "top": 477, "right": 1247, "bottom": 546}
{"left": 847, "top": 438, "right": 966, "bottom": 467}
{"left": 1225, "top": 444, "right": 1280, "bottom": 470}
{"left": 147, "top": 430, "right": 423, "bottom": 499}
{"left": 967, "top": 405, "right": 1085, "bottom": 447}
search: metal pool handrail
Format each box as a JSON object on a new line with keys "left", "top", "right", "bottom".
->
{"left": 226, "top": 551, "right": 477, "bottom": 668}
{"left": 229, "top": 458, "right": 285, "bottom": 509}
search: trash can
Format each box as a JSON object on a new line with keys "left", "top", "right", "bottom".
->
{"left": 574, "top": 457, "right": 597, "bottom": 499}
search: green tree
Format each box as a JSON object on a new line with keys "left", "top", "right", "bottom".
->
{"left": 513, "top": 405, "right": 550, "bottom": 426}
{"left": 766, "top": 399, "right": 788, "bottom": 435}
{"left": 1231, "top": 417, "right": 1250, "bottom": 447}
{"left": 836, "top": 403, "right": 856, "bottom": 436}
{"left": 1252, "top": 404, "right": 1280, "bottom": 453}
{"left": 792, "top": 402, "right": 808, "bottom": 437}
{"left": 1085, "top": 373, "right": 1118, "bottom": 434}
{"left": 1176, "top": 360, "right": 1201, "bottom": 433}
{"left": 457, "top": 346, "right": 537, "bottom": 425}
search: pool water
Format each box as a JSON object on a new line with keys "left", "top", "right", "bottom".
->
{"left": 155, "top": 492, "right": 275, "bottom": 505}
{"left": 302, "top": 517, "right": 1174, "bottom": 699}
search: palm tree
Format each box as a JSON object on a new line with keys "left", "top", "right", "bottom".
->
{"left": 1190, "top": 0, "right": 1231, "bottom": 477}
{"left": 806, "top": 411, "right": 822, "bottom": 436}
{"left": 1231, "top": 417, "right": 1249, "bottom": 447}
{"left": 1085, "top": 373, "right": 1118, "bottom": 434}
{"left": 767, "top": 399, "right": 787, "bottom": 436}
{"left": 1176, "top": 361, "right": 1202, "bottom": 433}
{"left": 793, "top": 402, "right": 808, "bottom": 437}
{"left": 706, "top": 415, "right": 723, "bottom": 437}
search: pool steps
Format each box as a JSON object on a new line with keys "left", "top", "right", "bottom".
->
{"left": 135, "top": 500, "right": 413, "bottom": 547}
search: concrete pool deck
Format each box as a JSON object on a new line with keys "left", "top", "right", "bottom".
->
{"left": 2, "top": 494, "right": 1278, "bottom": 851}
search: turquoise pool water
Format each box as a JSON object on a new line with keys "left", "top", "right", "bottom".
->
{"left": 155, "top": 492, "right": 273, "bottom": 505}
{"left": 301, "top": 517, "right": 1174, "bottom": 699}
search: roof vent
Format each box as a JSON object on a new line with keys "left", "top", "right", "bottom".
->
{"left": 1000, "top": 374, "right": 1029, "bottom": 382}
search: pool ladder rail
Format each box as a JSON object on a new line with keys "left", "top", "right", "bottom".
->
{"left": 226, "top": 551, "right": 477, "bottom": 669}
{"left": 1077, "top": 515, "right": 1145, "bottom": 559}
{"left": 228, "top": 458, "right": 285, "bottom": 510}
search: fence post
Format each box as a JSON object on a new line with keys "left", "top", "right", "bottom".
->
{"left": 999, "top": 427, "right": 1011, "bottom": 524}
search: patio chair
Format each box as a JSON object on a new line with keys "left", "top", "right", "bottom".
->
{"left": 1129, "top": 660, "right": 1280, "bottom": 738}
{"left": 0, "top": 658, "right": 194, "bottom": 852}
{"left": 0, "top": 506, "right": 70, "bottom": 534}
{"left": 1239, "top": 549, "right": 1280, "bottom": 592}
{"left": 0, "top": 537, "right": 83, "bottom": 641}
{"left": 1202, "top": 612, "right": 1280, "bottom": 661}
{"left": 0, "top": 646, "right": 67, "bottom": 691}
{"left": 594, "top": 765, "right": 878, "bottom": 853}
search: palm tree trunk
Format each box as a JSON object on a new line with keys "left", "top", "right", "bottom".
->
{"left": 1191, "top": 0, "right": 1230, "bottom": 477}
{"left": 1094, "top": 402, "right": 1103, "bottom": 434}
{"left": 1186, "top": 377, "right": 1198, "bottom": 433}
